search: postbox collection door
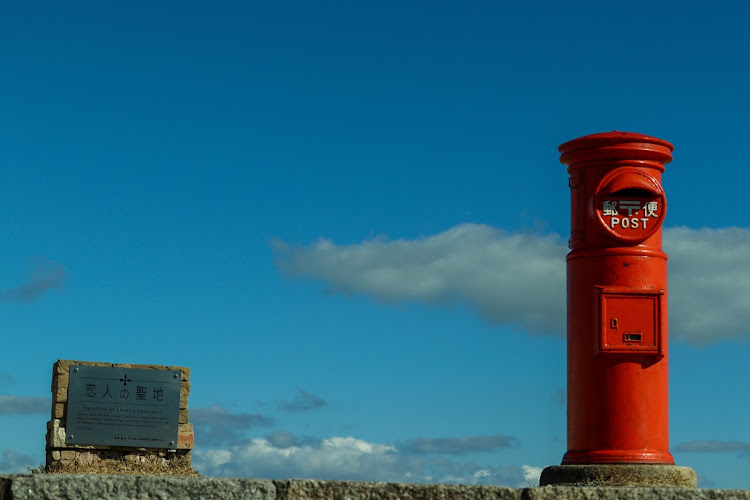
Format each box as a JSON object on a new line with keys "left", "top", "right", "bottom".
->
{"left": 599, "top": 289, "right": 662, "bottom": 354}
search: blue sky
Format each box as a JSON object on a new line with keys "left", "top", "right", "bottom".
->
{"left": 1, "top": 0, "right": 749, "bottom": 489}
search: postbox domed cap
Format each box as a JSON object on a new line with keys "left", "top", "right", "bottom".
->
{"left": 559, "top": 131, "right": 674, "bottom": 167}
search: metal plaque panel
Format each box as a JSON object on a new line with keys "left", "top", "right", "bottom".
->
{"left": 66, "top": 365, "right": 181, "bottom": 448}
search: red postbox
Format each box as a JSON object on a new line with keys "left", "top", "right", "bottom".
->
{"left": 560, "top": 131, "right": 674, "bottom": 465}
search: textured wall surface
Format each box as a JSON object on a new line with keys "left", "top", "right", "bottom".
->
{"left": 1, "top": 477, "right": 748, "bottom": 500}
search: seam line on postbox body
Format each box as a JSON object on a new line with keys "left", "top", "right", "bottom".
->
{"left": 566, "top": 248, "right": 668, "bottom": 261}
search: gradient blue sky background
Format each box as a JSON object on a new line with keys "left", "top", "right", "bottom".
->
{"left": 1, "top": 0, "right": 749, "bottom": 489}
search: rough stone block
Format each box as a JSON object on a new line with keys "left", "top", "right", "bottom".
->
{"left": 177, "top": 436, "right": 194, "bottom": 450}
{"left": 75, "top": 451, "right": 98, "bottom": 465}
{"left": 526, "top": 486, "right": 749, "bottom": 499}
{"left": 47, "top": 419, "right": 67, "bottom": 448}
{"left": 275, "top": 479, "right": 522, "bottom": 500}
{"left": 54, "top": 359, "right": 73, "bottom": 375}
{"left": 47, "top": 418, "right": 65, "bottom": 429}
{"left": 3, "top": 476, "right": 275, "bottom": 500}
{"left": 53, "top": 384, "right": 68, "bottom": 404}
{"left": 53, "top": 402, "right": 65, "bottom": 419}
{"left": 51, "top": 374, "right": 69, "bottom": 403}
{"left": 178, "top": 423, "right": 194, "bottom": 450}
{"left": 4, "top": 477, "right": 750, "bottom": 500}
{"left": 179, "top": 409, "right": 189, "bottom": 424}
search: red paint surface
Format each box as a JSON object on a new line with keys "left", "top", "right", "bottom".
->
{"left": 560, "top": 131, "right": 675, "bottom": 464}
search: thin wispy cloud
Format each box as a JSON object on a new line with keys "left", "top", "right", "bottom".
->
{"left": 194, "top": 432, "right": 534, "bottom": 487}
{"left": 192, "top": 406, "right": 276, "bottom": 446}
{"left": 401, "top": 435, "right": 518, "bottom": 455}
{"left": 264, "top": 430, "right": 318, "bottom": 449}
{"left": 278, "top": 390, "right": 327, "bottom": 413}
{"left": 674, "top": 440, "right": 750, "bottom": 452}
{"left": 0, "top": 257, "right": 66, "bottom": 303}
{"left": 192, "top": 406, "right": 276, "bottom": 428}
{"left": 274, "top": 223, "right": 750, "bottom": 344}
{"left": 0, "top": 395, "right": 49, "bottom": 415}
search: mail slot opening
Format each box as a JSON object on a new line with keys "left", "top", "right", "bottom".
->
{"left": 624, "top": 333, "right": 643, "bottom": 342}
{"left": 609, "top": 188, "right": 653, "bottom": 198}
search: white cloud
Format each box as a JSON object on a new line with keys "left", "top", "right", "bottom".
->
{"left": 274, "top": 224, "right": 566, "bottom": 335}
{"left": 195, "top": 449, "right": 232, "bottom": 468}
{"left": 195, "top": 436, "right": 401, "bottom": 481}
{"left": 0, "top": 449, "right": 38, "bottom": 473}
{"left": 274, "top": 223, "right": 750, "bottom": 344}
{"left": 194, "top": 434, "right": 528, "bottom": 486}
{"left": 521, "top": 465, "right": 543, "bottom": 486}
{"left": 667, "top": 227, "right": 750, "bottom": 344}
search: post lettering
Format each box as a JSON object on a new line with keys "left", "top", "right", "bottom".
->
{"left": 609, "top": 216, "right": 654, "bottom": 230}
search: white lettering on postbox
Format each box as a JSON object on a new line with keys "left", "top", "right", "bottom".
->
{"left": 603, "top": 201, "right": 618, "bottom": 216}
{"left": 602, "top": 200, "right": 658, "bottom": 231}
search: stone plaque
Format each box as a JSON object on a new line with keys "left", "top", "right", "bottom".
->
{"left": 66, "top": 365, "right": 181, "bottom": 448}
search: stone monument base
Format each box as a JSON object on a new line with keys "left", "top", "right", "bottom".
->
{"left": 540, "top": 464, "right": 697, "bottom": 488}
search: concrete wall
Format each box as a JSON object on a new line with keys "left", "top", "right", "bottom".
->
{"left": 1, "top": 476, "right": 748, "bottom": 500}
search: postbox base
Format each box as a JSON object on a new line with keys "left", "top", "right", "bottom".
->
{"left": 539, "top": 464, "right": 697, "bottom": 488}
{"left": 562, "top": 449, "right": 675, "bottom": 464}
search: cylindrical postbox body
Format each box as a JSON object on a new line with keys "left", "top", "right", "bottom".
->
{"left": 561, "top": 131, "right": 674, "bottom": 464}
